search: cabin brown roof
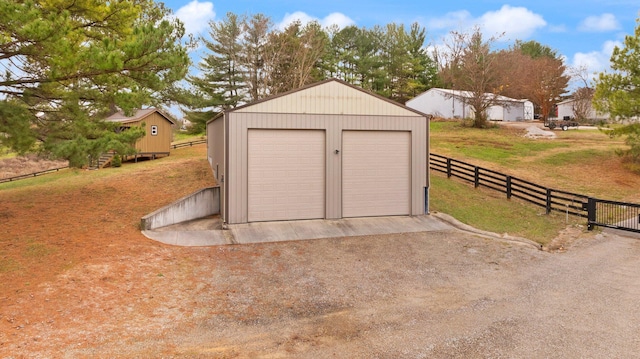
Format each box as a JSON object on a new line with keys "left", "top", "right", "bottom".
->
{"left": 104, "top": 108, "right": 175, "bottom": 125}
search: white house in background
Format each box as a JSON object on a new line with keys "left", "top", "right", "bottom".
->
{"left": 406, "top": 88, "right": 533, "bottom": 121}
{"left": 556, "top": 98, "right": 609, "bottom": 121}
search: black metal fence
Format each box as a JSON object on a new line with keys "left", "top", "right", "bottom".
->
{"left": 430, "top": 153, "right": 640, "bottom": 234}
{"left": 586, "top": 198, "right": 640, "bottom": 233}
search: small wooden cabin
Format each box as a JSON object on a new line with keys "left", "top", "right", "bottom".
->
{"left": 105, "top": 108, "right": 175, "bottom": 160}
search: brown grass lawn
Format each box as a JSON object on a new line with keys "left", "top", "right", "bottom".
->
{"left": 1, "top": 145, "right": 214, "bottom": 291}
{"left": 0, "top": 145, "right": 217, "bottom": 354}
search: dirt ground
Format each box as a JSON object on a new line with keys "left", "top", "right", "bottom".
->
{"left": 2, "top": 144, "right": 640, "bottom": 358}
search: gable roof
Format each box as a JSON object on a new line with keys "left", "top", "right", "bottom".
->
{"left": 557, "top": 98, "right": 583, "bottom": 106}
{"left": 226, "top": 78, "right": 429, "bottom": 117}
{"left": 409, "top": 87, "right": 528, "bottom": 105}
{"left": 104, "top": 108, "right": 175, "bottom": 125}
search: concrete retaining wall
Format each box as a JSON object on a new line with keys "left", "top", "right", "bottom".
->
{"left": 141, "top": 186, "right": 220, "bottom": 230}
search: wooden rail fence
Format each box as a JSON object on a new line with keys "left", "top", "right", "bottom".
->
{"left": 430, "top": 153, "right": 640, "bottom": 234}
{"left": 1, "top": 139, "right": 208, "bottom": 184}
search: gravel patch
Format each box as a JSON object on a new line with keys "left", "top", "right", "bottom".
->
{"left": 524, "top": 125, "right": 556, "bottom": 139}
{"left": 6, "top": 228, "right": 640, "bottom": 358}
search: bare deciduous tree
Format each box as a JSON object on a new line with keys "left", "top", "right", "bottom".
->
{"left": 529, "top": 57, "right": 570, "bottom": 120}
{"left": 495, "top": 43, "right": 569, "bottom": 120}
{"left": 572, "top": 87, "right": 595, "bottom": 122}
{"left": 437, "top": 27, "right": 505, "bottom": 128}
{"left": 263, "top": 21, "right": 328, "bottom": 95}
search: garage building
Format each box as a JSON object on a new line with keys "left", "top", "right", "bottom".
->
{"left": 207, "top": 78, "right": 429, "bottom": 225}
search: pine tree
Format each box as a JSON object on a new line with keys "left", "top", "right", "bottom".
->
{"left": 594, "top": 17, "right": 640, "bottom": 166}
{"left": 0, "top": 0, "right": 189, "bottom": 166}
{"left": 185, "top": 12, "right": 246, "bottom": 133}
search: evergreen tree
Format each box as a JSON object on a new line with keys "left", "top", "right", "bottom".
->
{"left": 594, "top": 17, "right": 640, "bottom": 166}
{"left": 241, "top": 13, "right": 272, "bottom": 102}
{"left": 514, "top": 40, "right": 559, "bottom": 59}
{"left": 185, "top": 12, "right": 245, "bottom": 133}
{"left": 322, "top": 23, "right": 436, "bottom": 102}
{"left": 593, "top": 18, "right": 640, "bottom": 120}
{"left": 404, "top": 23, "right": 439, "bottom": 100}
{"left": 0, "top": 0, "right": 189, "bottom": 166}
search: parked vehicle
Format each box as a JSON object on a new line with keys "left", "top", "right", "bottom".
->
{"left": 544, "top": 116, "right": 580, "bottom": 131}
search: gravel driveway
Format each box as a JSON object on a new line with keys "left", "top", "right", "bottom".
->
{"left": 5, "top": 225, "right": 640, "bottom": 358}
{"left": 45, "top": 227, "right": 638, "bottom": 358}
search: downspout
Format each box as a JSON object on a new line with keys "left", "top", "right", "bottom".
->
{"left": 223, "top": 112, "right": 229, "bottom": 227}
{"left": 426, "top": 114, "right": 431, "bottom": 214}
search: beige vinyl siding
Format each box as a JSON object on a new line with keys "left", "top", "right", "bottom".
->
{"left": 206, "top": 116, "right": 226, "bottom": 221}
{"left": 223, "top": 112, "right": 428, "bottom": 224}
{"left": 207, "top": 117, "right": 225, "bottom": 182}
{"left": 129, "top": 112, "right": 173, "bottom": 153}
{"left": 234, "top": 80, "right": 419, "bottom": 117}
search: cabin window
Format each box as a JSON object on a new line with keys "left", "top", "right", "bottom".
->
{"left": 151, "top": 125, "right": 158, "bottom": 136}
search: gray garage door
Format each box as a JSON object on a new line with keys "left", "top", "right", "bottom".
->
{"left": 342, "top": 130, "right": 411, "bottom": 217}
{"left": 248, "top": 129, "right": 325, "bottom": 222}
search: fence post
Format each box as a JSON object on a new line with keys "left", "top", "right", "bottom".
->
{"left": 506, "top": 176, "right": 512, "bottom": 199}
{"left": 474, "top": 167, "right": 480, "bottom": 188}
{"left": 546, "top": 189, "right": 552, "bottom": 214}
{"left": 446, "top": 158, "right": 452, "bottom": 178}
{"left": 587, "top": 198, "right": 596, "bottom": 231}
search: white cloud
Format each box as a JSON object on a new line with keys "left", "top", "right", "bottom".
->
{"left": 571, "top": 40, "right": 621, "bottom": 76}
{"left": 427, "top": 6, "right": 546, "bottom": 42}
{"left": 278, "top": 11, "right": 315, "bottom": 30}
{"left": 578, "top": 13, "right": 620, "bottom": 32}
{"left": 277, "top": 11, "right": 355, "bottom": 30}
{"left": 174, "top": 1, "right": 215, "bottom": 36}
{"left": 427, "top": 10, "right": 473, "bottom": 30}
{"left": 477, "top": 5, "right": 546, "bottom": 40}
{"left": 322, "top": 12, "right": 356, "bottom": 29}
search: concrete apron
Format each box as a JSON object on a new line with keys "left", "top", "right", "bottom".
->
{"left": 141, "top": 214, "right": 456, "bottom": 247}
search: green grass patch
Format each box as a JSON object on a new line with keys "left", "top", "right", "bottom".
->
{"left": 430, "top": 120, "right": 569, "bottom": 165}
{"left": 173, "top": 132, "right": 205, "bottom": 142}
{"left": 540, "top": 149, "right": 610, "bottom": 166}
{"left": 430, "top": 174, "right": 579, "bottom": 245}
{"left": 454, "top": 141, "right": 569, "bottom": 165}
{"left": 429, "top": 120, "right": 459, "bottom": 132}
{"left": 0, "top": 144, "right": 16, "bottom": 159}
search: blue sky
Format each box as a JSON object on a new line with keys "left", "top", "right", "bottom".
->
{"left": 163, "top": 0, "right": 639, "bottom": 86}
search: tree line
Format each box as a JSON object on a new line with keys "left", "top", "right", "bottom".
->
{"left": 183, "top": 13, "right": 441, "bottom": 132}
{"left": 1, "top": 1, "right": 638, "bottom": 167}
{"left": 184, "top": 12, "right": 571, "bottom": 131}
